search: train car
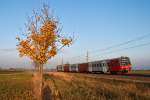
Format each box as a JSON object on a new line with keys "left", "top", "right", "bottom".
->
{"left": 63, "top": 64, "right": 70, "bottom": 72}
{"left": 56, "top": 65, "right": 63, "bottom": 72}
{"left": 78, "top": 63, "right": 88, "bottom": 73}
{"left": 107, "top": 56, "right": 131, "bottom": 74}
{"left": 88, "top": 60, "right": 108, "bottom": 73}
{"left": 69, "top": 64, "right": 78, "bottom": 72}
{"left": 56, "top": 56, "right": 131, "bottom": 74}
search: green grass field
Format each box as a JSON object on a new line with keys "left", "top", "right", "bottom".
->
{"left": 0, "top": 70, "right": 34, "bottom": 100}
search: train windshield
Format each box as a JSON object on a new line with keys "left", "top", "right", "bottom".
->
{"left": 120, "top": 57, "right": 131, "bottom": 66}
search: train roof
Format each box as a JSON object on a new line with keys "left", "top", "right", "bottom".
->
{"left": 56, "top": 56, "right": 130, "bottom": 66}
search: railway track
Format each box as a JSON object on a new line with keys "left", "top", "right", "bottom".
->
{"left": 69, "top": 72, "right": 150, "bottom": 83}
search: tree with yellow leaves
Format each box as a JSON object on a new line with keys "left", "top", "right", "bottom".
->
{"left": 16, "top": 5, "right": 72, "bottom": 99}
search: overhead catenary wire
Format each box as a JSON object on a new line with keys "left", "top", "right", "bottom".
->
{"left": 89, "top": 41, "right": 150, "bottom": 62}
{"left": 67, "top": 41, "right": 150, "bottom": 64}
{"left": 65, "top": 32, "right": 150, "bottom": 60}
{"left": 89, "top": 33, "right": 150, "bottom": 53}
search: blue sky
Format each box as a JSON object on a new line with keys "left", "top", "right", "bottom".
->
{"left": 0, "top": 0, "right": 150, "bottom": 69}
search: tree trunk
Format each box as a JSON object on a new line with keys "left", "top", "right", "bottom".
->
{"left": 39, "top": 63, "right": 43, "bottom": 100}
{"left": 34, "top": 61, "right": 43, "bottom": 100}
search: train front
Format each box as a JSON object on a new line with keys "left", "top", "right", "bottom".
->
{"left": 120, "top": 57, "right": 132, "bottom": 73}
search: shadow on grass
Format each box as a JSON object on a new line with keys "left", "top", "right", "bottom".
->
{"left": 88, "top": 72, "right": 150, "bottom": 77}
{"left": 42, "top": 85, "right": 52, "bottom": 100}
{"left": 121, "top": 73, "right": 150, "bottom": 77}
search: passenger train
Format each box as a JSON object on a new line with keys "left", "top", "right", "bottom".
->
{"left": 56, "top": 56, "right": 131, "bottom": 74}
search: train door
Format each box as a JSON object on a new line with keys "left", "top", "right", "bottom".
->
{"left": 88, "top": 61, "right": 107, "bottom": 72}
{"left": 75, "top": 64, "right": 78, "bottom": 72}
{"left": 88, "top": 62, "right": 92, "bottom": 72}
{"left": 57, "top": 65, "right": 62, "bottom": 71}
{"left": 89, "top": 62, "right": 102, "bottom": 72}
{"left": 88, "top": 62, "right": 99, "bottom": 72}
{"left": 69, "top": 64, "right": 78, "bottom": 72}
{"left": 101, "top": 61, "right": 108, "bottom": 73}
{"left": 69, "top": 65, "right": 71, "bottom": 71}
{"left": 95, "top": 63, "right": 102, "bottom": 72}
{"left": 92, "top": 63, "right": 98, "bottom": 72}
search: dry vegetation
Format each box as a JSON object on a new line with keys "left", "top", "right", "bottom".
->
{"left": 44, "top": 72, "right": 150, "bottom": 100}
{"left": 0, "top": 70, "right": 35, "bottom": 100}
{"left": 0, "top": 70, "right": 150, "bottom": 100}
{"left": 129, "top": 70, "right": 150, "bottom": 75}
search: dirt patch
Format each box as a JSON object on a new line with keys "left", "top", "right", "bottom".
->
{"left": 42, "top": 85, "right": 52, "bottom": 100}
{"left": 32, "top": 72, "right": 62, "bottom": 100}
{"left": 43, "top": 74, "right": 62, "bottom": 100}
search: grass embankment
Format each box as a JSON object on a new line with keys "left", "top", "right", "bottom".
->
{"left": 0, "top": 70, "right": 34, "bottom": 100}
{"left": 44, "top": 72, "right": 150, "bottom": 100}
{"left": 130, "top": 70, "right": 150, "bottom": 75}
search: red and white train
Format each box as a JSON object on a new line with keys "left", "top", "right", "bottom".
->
{"left": 56, "top": 56, "right": 131, "bottom": 74}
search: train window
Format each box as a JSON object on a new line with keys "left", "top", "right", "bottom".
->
{"left": 92, "top": 64, "right": 94, "bottom": 67}
{"left": 104, "top": 63, "right": 105, "bottom": 66}
{"left": 99, "top": 63, "right": 101, "bottom": 67}
{"left": 93, "top": 64, "right": 95, "bottom": 67}
{"left": 121, "top": 57, "right": 131, "bottom": 66}
{"left": 97, "top": 64, "right": 99, "bottom": 67}
{"left": 101, "top": 63, "right": 103, "bottom": 67}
